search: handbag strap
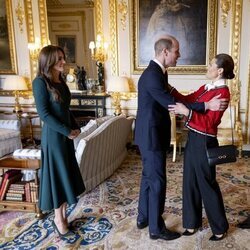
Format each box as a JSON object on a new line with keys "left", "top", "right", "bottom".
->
{"left": 205, "top": 99, "right": 235, "bottom": 146}
{"left": 228, "top": 100, "right": 235, "bottom": 144}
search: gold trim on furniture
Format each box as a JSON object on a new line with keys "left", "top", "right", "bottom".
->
{"left": 131, "top": 0, "right": 218, "bottom": 75}
{"left": 0, "top": 0, "right": 17, "bottom": 74}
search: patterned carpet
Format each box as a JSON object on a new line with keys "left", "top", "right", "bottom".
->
{"left": 0, "top": 150, "right": 249, "bottom": 250}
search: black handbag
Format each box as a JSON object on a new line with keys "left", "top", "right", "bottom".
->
{"left": 206, "top": 144, "right": 237, "bottom": 166}
{"left": 206, "top": 102, "right": 237, "bottom": 166}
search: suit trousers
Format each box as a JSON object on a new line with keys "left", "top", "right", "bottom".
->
{"left": 138, "top": 147, "right": 167, "bottom": 234}
{"left": 183, "top": 131, "right": 229, "bottom": 234}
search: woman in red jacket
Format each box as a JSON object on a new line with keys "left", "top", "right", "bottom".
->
{"left": 168, "top": 53, "right": 235, "bottom": 241}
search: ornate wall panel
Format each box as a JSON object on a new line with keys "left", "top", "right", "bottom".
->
{"left": 109, "top": 0, "right": 118, "bottom": 75}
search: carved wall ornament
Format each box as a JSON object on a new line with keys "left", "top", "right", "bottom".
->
{"left": 220, "top": 0, "right": 231, "bottom": 27}
{"left": 109, "top": 0, "right": 118, "bottom": 75}
{"left": 15, "top": 1, "right": 25, "bottom": 33}
{"left": 118, "top": 0, "right": 128, "bottom": 30}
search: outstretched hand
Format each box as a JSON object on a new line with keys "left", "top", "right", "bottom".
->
{"left": 206, "top": 94, "right": 229, "bottom": 111}
{"left": 168, "top": 103, "right": 189, "bottom": 116}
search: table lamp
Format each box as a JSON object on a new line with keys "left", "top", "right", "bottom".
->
{"left": 2, "top": 75, "right": 28, "bottom": 113}
{"left": 107, "top": 76, "right": 130, "bottom": 116}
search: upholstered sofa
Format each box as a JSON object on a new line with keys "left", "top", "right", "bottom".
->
{"left": 75, "top": 115, "right": 134, "bottom": 193}
{"left": 13, "top": 115, "right": 134, "bottom": 194}
{"left": 0, "top": 120, "right": 22, "bottom": 158}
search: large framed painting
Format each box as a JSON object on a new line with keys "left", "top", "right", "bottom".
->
{"left": 0, "top": 0, "right": 17, "bottom": 74}
{"left": 132, "top": 0, "right": 218, "bottom": 74}
{"left": 56, "top": 35, "right": 76, "bottom": 64}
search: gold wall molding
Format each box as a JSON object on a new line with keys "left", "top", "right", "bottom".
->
{"left": 15, "top": 1, "right": 24, "bottom": 33}
{"left": 229, "top": 0, "right": 243, "bottom": 146}
{"left": 220, "top": 0, "right": 231, "bottom": 27}
{"left": 118, "top": 0, "right": 128, "bottom": 31}
{"left": 109, "top": 0, "right": 118, "bottom": 75}
{"left": 229, "top": 0, "right": 242, "bottom": 105}
{"left": 95, "top": 0, "right": 103, "bottom": 36}
{"left": 38, "top": 0, "right": 49, "bottom": 46}
{"left": 46, "top": 0, "right": 94, "bottom": 8}
{"left": 24, "top": 0, "right": 34, "bottom": 43}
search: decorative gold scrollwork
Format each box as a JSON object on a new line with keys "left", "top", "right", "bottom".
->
{"left": 118, "top": 0, "right": 128, "bottom": 30}
{"left": 220, "top": 0, "right": 231, "bottom": 28}
{"left": 15, "top": 1, "right": 24, "bottom": 33}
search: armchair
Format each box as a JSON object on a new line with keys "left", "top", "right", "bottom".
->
{"left": 170, "top": 113, "right": 183, "bottom": 162}
{"left": 0, "top": 120, "right": 22, "bottom": 158}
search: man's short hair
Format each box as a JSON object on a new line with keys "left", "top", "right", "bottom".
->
{"left": 154, "top": 36, "right": 176, "bottom": 56}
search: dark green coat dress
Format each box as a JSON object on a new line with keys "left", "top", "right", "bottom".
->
{"left": 32, "top": 76, "right": 85, "bottom": 211}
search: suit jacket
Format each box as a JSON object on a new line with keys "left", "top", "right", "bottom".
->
{"left": 135, "top": 60, "right": 204, "bottom": 151}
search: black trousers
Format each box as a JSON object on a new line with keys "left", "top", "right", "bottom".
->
{"left": 138, "top": 147, "right": 167, "bottom": 234}
{"left": 183, "top": 131, "right": 229, "bottom": 234}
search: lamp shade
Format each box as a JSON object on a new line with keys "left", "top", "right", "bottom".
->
{"left": 2, "top": 75, "right": 28, "bottom": 91}
{"left": 107, "top": 76, "right": 130, "bottom": 92}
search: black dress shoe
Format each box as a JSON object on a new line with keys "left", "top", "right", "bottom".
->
{"left": 137, "top": 221, "right": 148, "bottom": 229}
{"left": 209, "top": 232, "right": 227, "bottom": 241}
{"left": 150, "top": 229, "right": 181, "bottom": 241}
{"left": 237, "top": 217, "right": 250, "bottom": 229}
{"left": 182, "top": 229, "right": 198, "bottom": 236}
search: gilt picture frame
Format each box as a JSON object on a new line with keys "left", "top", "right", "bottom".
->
{"left": 56, "top": 35, "right": 76, "bottom": 64}
{"left": 0, "top": 0, "right": 17, "bottom": 74}
{"left": 131, "top": 0, "right": 218, "bottom": 74}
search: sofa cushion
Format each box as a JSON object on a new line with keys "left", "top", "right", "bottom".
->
{"left": 73, "top": 119, "right": 98, "bottom": 149}
{"left": 0, "top": 129, "right": 21, "bottom": 141}
{"left": 13, "top": 148, "right": 41, "bottom": 159}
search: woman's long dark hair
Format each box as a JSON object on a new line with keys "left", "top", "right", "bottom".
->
{"left": 37, "top": 45, "right": 66, "bottom": 101}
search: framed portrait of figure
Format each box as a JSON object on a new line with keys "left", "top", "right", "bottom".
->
{"left": 0, "top": 0, "right": 17, "bottom": 74}
{"left": 56, "top": 35, "right": 76, "bottom": 64}
{"left": 131, "top": 0, "right": 218, "bottom": 74}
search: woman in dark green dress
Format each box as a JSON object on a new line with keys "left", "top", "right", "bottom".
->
{"left": 32, "top": 45, "right": 85, "bottom": 237}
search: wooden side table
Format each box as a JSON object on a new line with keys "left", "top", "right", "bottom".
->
{"left": 0, "top": 157, "right": 43, "bottom": 219}
{"left": 18, "top": 112, "right": 39, "bottom": 147}
{"left": 70, "top": 93, "right": 110, "bottom": 126}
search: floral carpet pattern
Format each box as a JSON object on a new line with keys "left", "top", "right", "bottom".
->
{"left": 0, "top": 150, "right": 249, "bottom": 249}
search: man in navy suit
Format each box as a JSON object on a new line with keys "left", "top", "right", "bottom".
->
{"left": 135, "top": 35, "right": 228, "bottom": 241}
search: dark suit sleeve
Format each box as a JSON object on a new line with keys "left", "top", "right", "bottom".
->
{"left": 185, "top": 102, "right": 205, "bottom": 113}
{"left": 170, "top": 87, "right": 205, "bottom": 113}
{"left": 145, "top": 71, "right": 176, "bottom": 108}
